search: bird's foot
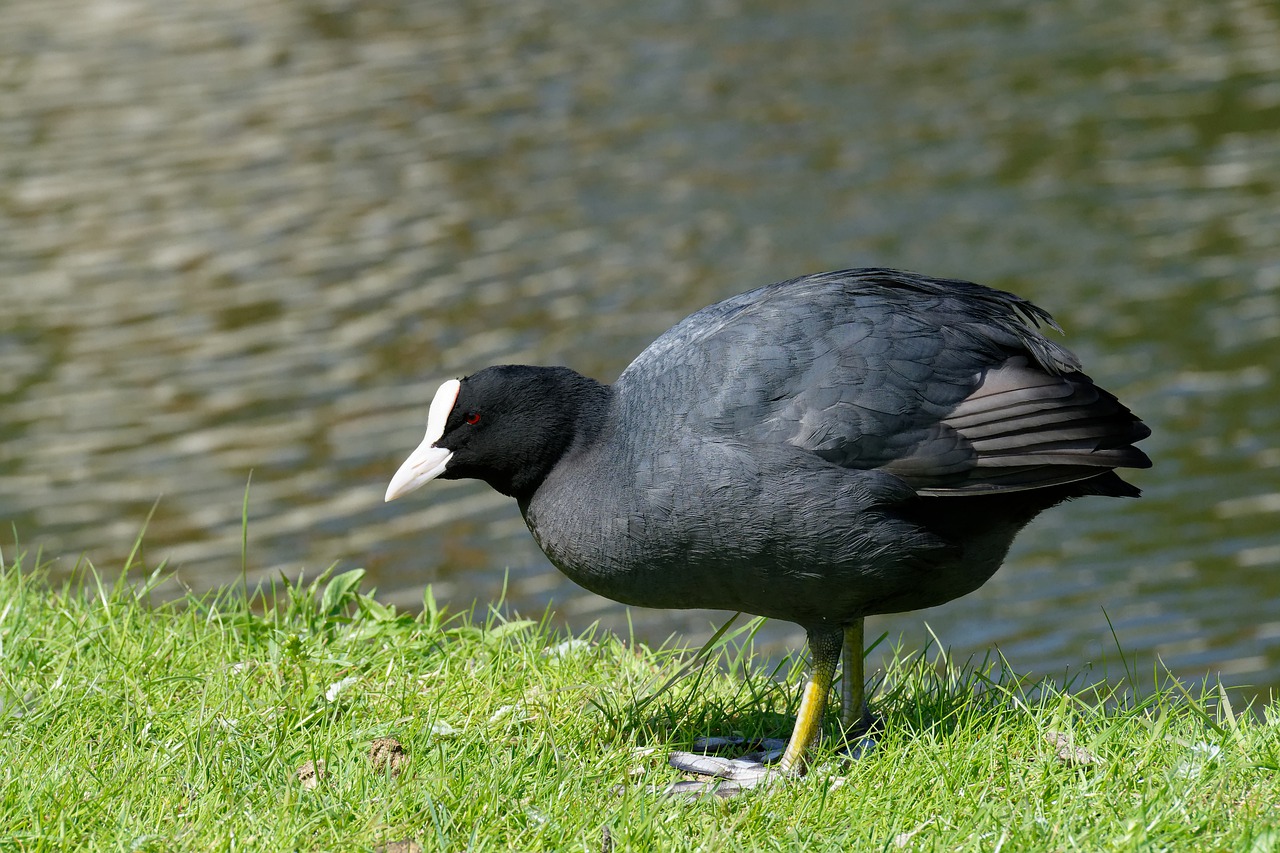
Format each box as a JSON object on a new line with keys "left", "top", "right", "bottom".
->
{"left": 836, "top": 710, "right": 881, "bottom": 761}
{"left": 836, "top": 730, "right": 877, "bottom": 761}
{"left": 664, "top": 736, "right": 789, "bottom": 798}
{"left": 662, "top": 724, "right": 879, "bottom": 798}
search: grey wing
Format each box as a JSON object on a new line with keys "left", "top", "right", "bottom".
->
{"left": 624, "top": 270, "right": 1150, "bottom": 496}
{"left": 908, "top": 357, "right": 1151, "bottom": 495}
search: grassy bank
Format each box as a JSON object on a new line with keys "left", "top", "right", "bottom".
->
{"left": 0, "top": 547, "right": 1276, "bottom": 851}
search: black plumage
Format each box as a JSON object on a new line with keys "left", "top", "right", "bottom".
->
{"left": 386, "top": 267, "right": 1151, "bottom": 785}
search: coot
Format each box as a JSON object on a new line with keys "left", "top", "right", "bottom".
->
{"left": 385, "top": 268, "right": 1150, "bottom": 787}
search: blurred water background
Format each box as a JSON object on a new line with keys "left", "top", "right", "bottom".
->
{"left": 3, "top": 0, "right": 1279, "bottom": 702}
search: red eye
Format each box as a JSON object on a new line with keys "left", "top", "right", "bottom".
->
{"left": 464, "top": 411, "right": 481, "bottom": 425}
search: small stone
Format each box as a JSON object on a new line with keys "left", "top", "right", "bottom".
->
{"left": 297, "top": 759, "right": 326, "bottom": 790}
{"left": 1045, "top": 731, "right": 1101, "bottom": 766}
{"left": 369, "top": 737, "right": 409, "bottom": 776}
{"left": 376, "top": 841, "right": 423, "bottom": 853}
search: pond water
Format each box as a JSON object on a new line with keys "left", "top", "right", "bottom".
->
{"left": 3, "top": 0, "right": 1279, "bottom": 702}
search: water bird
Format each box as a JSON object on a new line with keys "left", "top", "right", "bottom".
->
{"left": 385, "top": 268, "right": 1151, "bottom": 791}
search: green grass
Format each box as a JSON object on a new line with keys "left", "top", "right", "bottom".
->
{"left": 0, "top": 545, "right": 1276, "bottom": 852}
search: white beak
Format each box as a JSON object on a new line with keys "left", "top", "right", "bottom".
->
{"left": 385, "top": 378, "right": 461, "bottom": 502}
{"left": 385, "top": 441, "right": 452, "bottom": 501}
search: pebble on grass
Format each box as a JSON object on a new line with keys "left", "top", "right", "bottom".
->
{"left": 370, "top": 736, "right": 409, "bottom": 776}
{"left": 1045, "top": 731, "right": 1102, "bottom": 767}
{"left": 297, "top": 760, "right": 327, "bottom": 790}
{"left": 376, "top": 841, "right": 423, "bottom": 853}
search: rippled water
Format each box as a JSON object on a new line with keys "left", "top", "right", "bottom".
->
{"left": 3, "top": 0, "right": 1279, "bottom": 701}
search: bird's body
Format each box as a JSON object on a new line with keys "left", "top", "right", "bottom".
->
{"left": 386, "top": 268, "right": 1150, "bottom": 789}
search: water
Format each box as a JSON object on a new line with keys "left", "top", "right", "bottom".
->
{"left": 3, "top": 0, "right": 1279, "bottom": 702}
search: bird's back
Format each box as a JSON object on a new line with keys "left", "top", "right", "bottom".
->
{"left": 618, "top": 268, "right": 1149, "bottom": 495}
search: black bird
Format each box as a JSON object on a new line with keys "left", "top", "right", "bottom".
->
{"left": 385, "top": 268, "right": 1150, "bottom": 786}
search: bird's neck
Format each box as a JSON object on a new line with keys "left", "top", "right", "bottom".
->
{"left": 505, "top": 372, "right": 614, "bottom": 504}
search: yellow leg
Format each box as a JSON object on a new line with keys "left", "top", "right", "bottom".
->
{"left": 778, "top": 628, "right": 842, "bottom": 774}
{"left": 840, "top": 618, "right": 866, "bottom": 733}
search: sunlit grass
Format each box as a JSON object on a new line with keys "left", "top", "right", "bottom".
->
{"left": 0, "top": 542, "right": 1275, "bottom": 851}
